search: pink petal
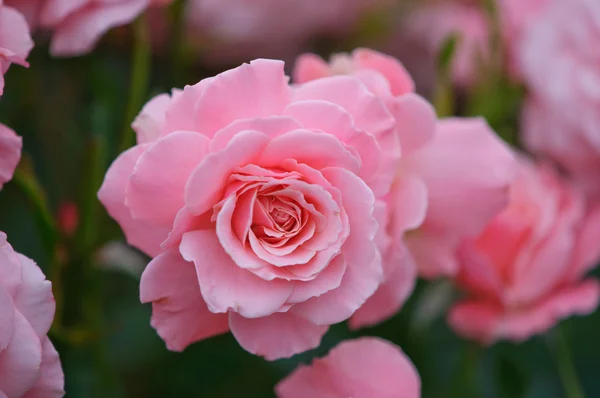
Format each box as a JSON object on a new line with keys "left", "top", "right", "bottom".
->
{"left": 50, "top": 0, "right": 148, "bottom": 57}
{"left": 0, "top": 311, "right": 42, "bottom": 397}
{"left": 184, "top": 130, "right": 270, "bottom": 215}
{"left": 569, "top": 204, "right": 600, "bottom": 280}
{"left": 406, "top": 231, "right": 460, "bottom": 278}
{"left": 98, "top": 145, "right": 170, "bottom": 257}
{"left": 448, "top": 279, "right": 600, "bottom": 344}
{"left": 0, "top": 124, "right": 21, "bottom": 189}
{"left": 287, "top": 254, "right": 347, "bottom": 304}
{"left": 0, "top": 232, "right": 22, "bottom": 297}
{"left": 352, "top": 48, "right": 416, "bottom": 96}
{"left": 282, "top": 100, "right": 380, "bottom": 184}
{"left": 210, "top": 116, "right": 303, "bottom": 152}
{"left": 389, "top": 93, "right": 437, "bottom": 156}
{"left": 22, "top": 338, "right": 65, "bottom": 398}
{"left": 39, "top": 0, "right": 88, "bottom": 26}
{"left": 293, "top": 53, "right": 331, "bottom": 83}
{"left": 407, "top": 117, "right": 517, "bottom": 237}
{"left": 127, "top": 131, "right": 210, "bottom": 228}
{"left": 391, "top": 174, "right": 428, "bottom": 234}
{"left": 350, "top": 247, "right": 417, "bottom": 329}
{"left": 229, "top": 311, "right": 328, "bottom": 361}
{"left": 139, "top": 249, "right": 229, "bottom": 351}
{"left": 193, "top": 59, "right": 292, "bottom": 137}
{"left": 276, "top": 337, "right": 420, "bottom": 398}
{"left": 180, "top": 230, "right": 293, "bottom": 318}
{"left": 131, "top": 92, "right": 177, "bottom": 145}
{"left": 257, "top": 129, "right": 361, "bottom": 175}
{"left": 0, "top": 287, "right": 15, "bottom": 350}
{"left": 13, "top": 254, "right": 55, "bottom": 339}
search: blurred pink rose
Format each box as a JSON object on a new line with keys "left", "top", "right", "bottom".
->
{"left": 519, "top": 0, "right": 600, "bottom": 199}
{"left": 448, "top": 159, "right": 600, "bottom": 343}
{"left": 98, "top": 57, "right": 429, "bottom": 360}
{"left": 496, "top": 0, "right": 550, "bottom": 77}
{"left": 275, "top": 337, "right": 420, "bottom": 398}
{"left": 0, "top": 124, "right": 22, "bottom": 190}
{"left": 0, "top": 232, "right": 64, "bottom": 398}
{"left": 31, "top": 0, "right": 173, "bottom": 57}
{"left": 294, "top": 50, "right": 516, "bottom": 329}
{"left": 404, "top": 3, "right": 489, "bottom": 87}
{"left": 0, "top": 0, "right": 33, "bottom": 96}
{"left": 185, "top": 0, "right": 391, "bottom": 65}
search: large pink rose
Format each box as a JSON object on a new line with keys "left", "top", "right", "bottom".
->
{"left": 0, "top": 232, "right": 64, "bottom": 398}
{"left": 275, "top": 337, "right": 420, "bottom": 398}
{"left": 0, "top": 124, "right": 22, "bottom": 190}
{"left": 448, "top": 158, "right": 600, "bottom": 343}
{"left": 294, "top": 49, "right": 516, "bottom": 329}
{"left": 98, "top": 58, "right": 434, "bottom": 359}
{"left": 0, "top": 0, "right": 33, "bottom": 96}
{"left": 34, "top": 0, "right": 173, "bottom": 57}
{"left": 185, "top": 0, "right": 391, "bottom": 64}
{"left": 519, "top": 0, "right": 600, "bottom": 200}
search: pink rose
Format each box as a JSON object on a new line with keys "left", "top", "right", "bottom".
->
{"left": 185, "top": 0, "right": 391, "bottom": 65}
{"left": 519, "top": 0, "right": 600, "bottom": 200}
{"left": 0, "top": 232, "right": 64, "bottom": 398}
{"left": 35, "top": 0, "right": 173, "bottom": 57}
{"left": 294, "top": 50, "right": 516, "bottom": 329}
{"left": 448, "top": 159, "right": 600, "bottom": 343}
{"left": 0, "top": 124, "right": 22, "bottom": 190}
{"left": 0, "top": 0, "right": 33, "bottom": 96}
{"left": 275, "top": 337, "right": 420, "bottom": 398}
{"left": 496, "top": 0, "right": 550, "bottom": 77}
{"left": 98, "top": 58, "right": 425, "bottom": 360}
{"left": 403, "top": 3, "right": 490, "bottom": 87}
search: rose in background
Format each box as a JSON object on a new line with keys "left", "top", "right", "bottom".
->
{"left": 448, "top": 158, "right": 600, "bottom": 343}
{"left": 0, "top": 0, "right": 33, "bottom": 96}
{"left": 275, "top": 337, "right": 420, "bottom": 398}
{"left": 0, "top": 233, "right": 64, "bottom": 398}
{"left": 184, "top": 0, "right": 392, "bottom": 65}
{"left": 294, "top": 50, "right": 516, "bottom": 330}
{"left": 519, "top": 0, "right": 600, "bottom": 201}
{"left": 6, "top": 0, "right": 173, "bottom": 57}
{"left": 0, "top": 124, "right": 22, "bottom": 190}
{"left": 99, "top": 56, "right": 424, "bottom": 360}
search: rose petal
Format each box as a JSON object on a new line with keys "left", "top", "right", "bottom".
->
{"left": 22, "top": 338, "right": 65, "bottom": 398}
{"left": 229, "top": 311, "right": 328, "bottom": 361}
{"left": 180, "top": 230, "right": 293, "bottom": 318}
{"left": 140, "top": 249, "right": 229, "bottom": 352}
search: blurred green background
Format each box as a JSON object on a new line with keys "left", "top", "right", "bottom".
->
{"left": 0, "top": 3, "right": 599, "bottom": 397}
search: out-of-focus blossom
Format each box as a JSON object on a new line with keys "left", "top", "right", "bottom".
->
{"left": 185, "top": 0, "right": 392, "bottom": 65}
{"left": 449, "top": 159, "right": 600, "bottom": 343}
{"left": 403, "top": 3, "right": 490, "bottom": 87}
{"left": 18, "top": 0, "right": 173, "bottom": 57}
{"left": 294, "top": 50, "right": 516, "bottom": 329}
{"left": 0, "top": 232, "right": 64, "bottom": 398}
{"left": 0, "top": 124, "right": 22, "bottom": 190}
{"left": 275, "top": 337, "right": 420, "bottom": 398}
{"left": 0, "top": 0, "right": 33, "bottom": 95}
{"left": 57, "top": 201, "right": 78, "bottom": 237}
{"left": 519, "top": 0, "right": 600, "bottom": 200}
{"left": 496, "top": 0, "right": 550, "bottom": 77}
{"left": 99, "top": 57, "right": 420, "bottom": 360}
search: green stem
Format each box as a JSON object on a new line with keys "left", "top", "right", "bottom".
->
{"left": 118, "top": 13, "right": 151, "bottom": 153}
{"left": 450, "top": 342, "right": 481, "bottom": 398}
{"left": 551, "top": 328, "right": 586, "bottom": 398}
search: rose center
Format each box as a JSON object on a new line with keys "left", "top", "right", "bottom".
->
{"left": 271, "top": 209, "right": 292, "bottom": 225}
